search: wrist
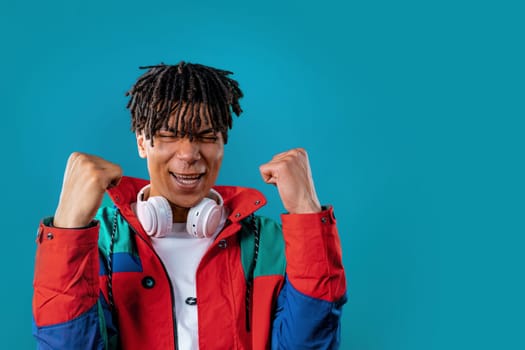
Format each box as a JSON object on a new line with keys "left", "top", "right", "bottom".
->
{"left": 53, "top": 215, "right": 95, "bottom": 229}
{"left": 287, "top": 202, "right": 322, "bottom": 214}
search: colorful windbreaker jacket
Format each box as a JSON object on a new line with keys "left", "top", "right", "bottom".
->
{"left": 33, "top": 176, "right": 347, "bottom": 349}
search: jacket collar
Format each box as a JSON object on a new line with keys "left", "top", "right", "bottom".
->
{"left": 106, "top": 176, "right": 267, "bottom": 238}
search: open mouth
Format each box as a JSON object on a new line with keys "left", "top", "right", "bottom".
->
{"left": 170, "top": 172, "right": 204, "bottom": 186}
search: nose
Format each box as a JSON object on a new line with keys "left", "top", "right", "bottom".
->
{"left": 175, "top": 137, "right": 201, "bottom": 163}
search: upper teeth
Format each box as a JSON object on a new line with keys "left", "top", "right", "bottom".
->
{"left": 177, "top": 174, "right": 200, "bottom": 179}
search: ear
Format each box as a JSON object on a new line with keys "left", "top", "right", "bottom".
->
{"left": 136, "top": 132, "right": 148, "bottom": 159}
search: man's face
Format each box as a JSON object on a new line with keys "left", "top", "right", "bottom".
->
{"left": 136, "top": 124, "right": 224, "bottom": 210}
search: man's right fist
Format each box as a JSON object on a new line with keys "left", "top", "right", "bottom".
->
{"left": 53, "top": 152, "right": 123, "bottom": 228}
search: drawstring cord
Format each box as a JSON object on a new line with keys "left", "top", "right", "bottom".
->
{"left": 106, "top": 208, "right": 118, "bottom": 311}
{"left": 245, "top": 214, "right": 260, "bottom": 332}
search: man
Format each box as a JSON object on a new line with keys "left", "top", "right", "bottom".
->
{"left": 33, "top": 62, "right": 347, "bottom": 349}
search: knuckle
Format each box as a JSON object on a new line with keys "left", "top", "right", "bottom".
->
{"left": 260, "top": 162, "right": 270, "bottom": 170}
{"left": 68, "top": 151, "right": 83, "bottom": 164}
{"left": 82, "top": 159, "right": 98, "bottom": 172}
{"left": 291, "top": 148, "right": 306, "bottom": 157}
{"left": 76, "top": 153, "right": 95, "bottom": 168}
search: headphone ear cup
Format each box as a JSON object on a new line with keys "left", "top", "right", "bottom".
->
{"left": 147, "top": 196, "right": 173, "bottom": 237}
{"left": 186, "top": 197, "right": 223, "bottom": 238}
{"left": 136, "top": 188, "right": 173, "bottom": 237}
{"left": 136, "top": 199, "right": 157, "bottom": 234}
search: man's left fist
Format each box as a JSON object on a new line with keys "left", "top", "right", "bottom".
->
{"left": 259, "top": 148, "right": 322, "bottom": 214}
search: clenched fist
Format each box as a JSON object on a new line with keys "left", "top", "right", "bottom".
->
{"left": 53, "top": 152, "right": 123, "bottom": 228}
{"left": 259, "top": 148, "right": 322, "bottom": 214}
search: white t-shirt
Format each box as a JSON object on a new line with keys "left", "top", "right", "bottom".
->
{"left": 150, "top": 219, "right": 225, "bottom": 350}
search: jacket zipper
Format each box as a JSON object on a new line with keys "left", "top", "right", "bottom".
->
{"left": 133, "top": 228, "right": 179, "bottom": 350}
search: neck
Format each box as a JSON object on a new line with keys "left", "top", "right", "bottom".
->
{"left": 170, "top": 203, "right": 190, "bottom": 223}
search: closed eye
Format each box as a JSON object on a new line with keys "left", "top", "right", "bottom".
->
{"left": 155, "top": 129, "right": 219, "bottom": 143}
{"left": 197, "top": 135, "right": 218, "bottom": 143}
{"left": 156, "top": 132, "right": 181, "bottom": 142}
{"left": 195, "top": 129, "right": 219, "bottom": 143}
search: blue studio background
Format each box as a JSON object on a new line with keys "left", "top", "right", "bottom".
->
{"left": 1, "top": 0, "right": 524, "bottom": 349}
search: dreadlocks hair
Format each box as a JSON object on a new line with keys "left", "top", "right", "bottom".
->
{"left": 126, "top": 61, "right": 244, "bottom": 145}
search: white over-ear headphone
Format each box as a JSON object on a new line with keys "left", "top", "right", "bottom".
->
{"left": 135, "top": 184, "right": 225, "bottom": 238}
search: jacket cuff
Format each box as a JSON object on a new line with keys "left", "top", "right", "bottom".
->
{"left": 33, "top": 217, "right": 100, "bottom": 326}
{"left": 280, "top": 205, "right": 337, "bottom": 229}
{"left": 37, "top": 217, "right": 99, "bottom": 244}
{"left": 280, "top": 206, "right": 346, "bottom": 302}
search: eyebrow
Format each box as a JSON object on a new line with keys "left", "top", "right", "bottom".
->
{"left": 194, "top": 128, "right": 216, "bottom": 136}
{"left": 161, "top": 128, "right": 216, "bottom": 136}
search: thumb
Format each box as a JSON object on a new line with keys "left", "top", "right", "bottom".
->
{"left": 259, "top": 163, "right": 277, "bottom": 185}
